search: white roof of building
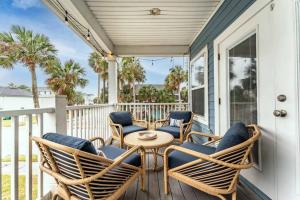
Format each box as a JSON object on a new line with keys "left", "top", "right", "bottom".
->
{"left": 0, "top": 86, "right": 32, "bottom": 97}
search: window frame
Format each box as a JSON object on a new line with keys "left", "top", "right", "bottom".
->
{"left": 190, "top": 46, "right": 209, "bottom": 125}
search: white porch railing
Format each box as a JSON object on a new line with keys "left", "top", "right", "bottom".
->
{"left": 66, "top": 104, "right": 115, "bottom": 141}
{"left": 116, "top": 103, "right": 189, "bottom": 123}
{"left": 0, "top": 96, "right": 189, "bottom": 200}
{"left": 0, "top": 108, "right": 55, "bottom": 200}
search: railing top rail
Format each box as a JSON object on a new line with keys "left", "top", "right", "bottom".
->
{"left": 0, "top": 107, "right": 55, "bottom": 117}
{"left": 66, "top": 104, "right": 115, "bottom": 110}
{"left": 116, "top": 103, "right": 189, "bottom": 105}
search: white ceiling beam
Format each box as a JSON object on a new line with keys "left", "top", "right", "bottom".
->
{"left": 64, "top": 0, "right": 114, "bottom": 54}
{"left": 115, "top": 45, "right": 189, "bottom": 56}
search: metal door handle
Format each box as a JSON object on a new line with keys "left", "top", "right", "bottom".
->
{"left": 273, "top": 110, "right": 287, "bottom": 117}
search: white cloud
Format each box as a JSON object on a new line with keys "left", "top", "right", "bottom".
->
{"left": 12, "top": 0, "right": 40, "bottom": 9}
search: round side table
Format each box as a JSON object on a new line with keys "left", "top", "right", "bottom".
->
{"left": 124, "top": 130, "right": 174, "bottom": 171}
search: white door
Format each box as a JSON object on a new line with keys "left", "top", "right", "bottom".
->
{"left": 217, "top": 3, "right": 277, "bottom": 199}
{"left": 216, "top": 1, "right": 299, "bottom": 199}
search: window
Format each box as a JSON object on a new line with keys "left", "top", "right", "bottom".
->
{"left": 190, "top": 46, "right": 208, "bottom": 124}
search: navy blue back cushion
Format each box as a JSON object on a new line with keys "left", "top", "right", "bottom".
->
{"left": 169, "top": 111, "right": 192, "bottom": 123}
{"left": 110, "top": 112, "right": 133, "bottom": 126}
{"left": 216, "top": 122, "right": 249, "bottom": 152}
{"left": 42, "top": 133, "right": 97, "bottom": 155}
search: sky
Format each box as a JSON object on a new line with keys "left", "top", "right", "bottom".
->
{"left": 0, "top": 0, "right": 188, "bottom": 95}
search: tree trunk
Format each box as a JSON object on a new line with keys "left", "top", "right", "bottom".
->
{"left": 97, "top": 74, "right": 101, "bottom": 102}
{"left": 29, "top": 66, "right": 40, "bottom": 108}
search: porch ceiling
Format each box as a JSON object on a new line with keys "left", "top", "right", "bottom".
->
{"left": 43, "top": 0, "right": 221, "bottom": 56}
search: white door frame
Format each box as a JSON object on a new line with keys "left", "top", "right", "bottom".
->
{"left": 213, "top": 0, "right": 272, "bottom": 134}
{"left": 294, "top": 0, "right": 300, "bottom": 194}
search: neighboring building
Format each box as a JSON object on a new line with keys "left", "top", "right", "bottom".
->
{"left": 38, "top": 87, "right": 54, "bottom": 97}
{"left": 0, "top": 86, "right": 57, "bottom": 110}
{"left": 0, "top": 86, "right": 33, "bottom": 110}
{"left": 82, "top": 93, "right": 94, "bottom": 105}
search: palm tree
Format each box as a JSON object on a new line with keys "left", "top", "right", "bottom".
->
{"left": 0, "top": 25, "right": 57, "bottom": 108}
{"left": 46, "top": 59, "right": 88, "bottom": 105}
{"left": 120, "top": 57, "right": 146, "bottom": 102}
{"left": 88, "top": 52, "right": 108, "bottom": 103}
{"left": 138, "top": 85, "right": 158, "bottom": 102}
{"left": 165, "top": 65, "right": 188, "bottom": 102}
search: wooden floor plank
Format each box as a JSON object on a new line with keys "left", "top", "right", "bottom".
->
{"left": 120, "top": 149, "right": 257, "bottom": 200}
{"left": 148, "top": 154, "right": 160, "bottom": 200}
{"left": 157, "top": 153, "right": 173, "bottom": 200}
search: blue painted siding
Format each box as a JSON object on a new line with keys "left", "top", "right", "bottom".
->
{"left": 190, "top": 0, "right": 256, "bottom": 132}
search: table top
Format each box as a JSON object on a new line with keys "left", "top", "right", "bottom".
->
{"left": 124, "top": 130, "right": 174, "bottom": 149}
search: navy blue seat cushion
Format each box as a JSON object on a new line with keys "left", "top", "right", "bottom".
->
{"left": 98, "top": 145, "right": 141, "bottom": 167}
{"left": 123, "top": 125, "right": 147, "bottom": 136}
{"left": 110, "top": 112, "right": 133, "bottom": 126}
{"left": 156, "top": 126, "right": 182, "bottom": 138}
{"left": 216, "top": 122, "right": 249, "bottom": 152}
{"left": 169, "top": 111, "right": 192, "bottom": 123}
{"left": 42, "top": 133, "right": 97, "bottom": 155}
{"left": 168, "top": 142, "right": 216, "bottom": 169}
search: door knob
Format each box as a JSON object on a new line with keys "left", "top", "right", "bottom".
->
{"left": 273, "top": 110, "right": 287, "bottom": 117}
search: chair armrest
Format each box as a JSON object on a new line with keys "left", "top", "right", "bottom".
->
{"left": 164, "top": 145, "right": 253, "bottom": 170}
{"left": 154, "top": 119, "right": 168, "bottom": 129}
{"left": 133, "top": 119, "right": 149, "bottom": 129}
{"left": 186, "top": 131, "right": 221, "bottom": 142}
{"left": 89, "top": 137, "right": 105, "bottom": 147}
{"left": 110, "top": 123, "right": 124, "bottom": 136}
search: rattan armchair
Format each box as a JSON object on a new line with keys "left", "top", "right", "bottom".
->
{"left": 154, "top": 111, "right": 194, "bottom": 144}
{"left": 109, "top": 111, "right": 148, "bottom": 148}
{"left": 32, "top": 135, "right": 146, "bottom": 200}
{"left": 164, "top": 124, "right": 261, "bottom": 200}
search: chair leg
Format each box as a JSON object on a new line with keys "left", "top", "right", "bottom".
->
{"left": 164, "top": 160, "right": 169, "bottom": 194}
{"left": 232, "top": 191, "right": 237, "bottom": 200}
{"left": 140, "top": 151, "right": 146, "bottom": 191}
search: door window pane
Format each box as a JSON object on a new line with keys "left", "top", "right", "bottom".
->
{"left": 228, "top": 34, "right": 259, "bottom": 166}
{"left": 229, "top": 34, "right": 257, "bottom": 126}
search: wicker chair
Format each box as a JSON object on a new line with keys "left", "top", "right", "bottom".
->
{"left": 163, "top": 123, "right": 261, "bottom": 200}
{"left": 32, "top": 134, "right": 145, "bottom": 200}
{"left": 154, "top": 111, "right": 194, "bottom": 144}
{"left": 109, "top": 111, "right": 148, "bottom": 148}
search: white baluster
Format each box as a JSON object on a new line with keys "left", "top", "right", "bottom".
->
{"left": 26, "top": 114, "right": 33, "bottom": 200}
{"left": 12, "top": 116, "right": 19, "bottom": 200}
{"left": 38, "top": 114, "right": 44, "bottom": 199}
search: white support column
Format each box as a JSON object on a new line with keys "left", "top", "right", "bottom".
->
{"left": 41, "top": 95, "right": 67, "bottom": 199}
{"left": 44, "top": 95, "right": 67, "bottom": 134}
{"left": 107, "top": 55, "right": 118, "bottom": 104}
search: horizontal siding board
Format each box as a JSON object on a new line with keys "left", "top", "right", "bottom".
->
{"left": 190, "top": 0, "right": 255, "bottom": 132}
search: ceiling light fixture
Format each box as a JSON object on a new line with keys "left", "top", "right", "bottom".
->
{"left": 64, "top": 11, "right": 69, "bottom": 25}
{"left": 86, "top": 30, "right": 90, "bottom": 41}
{"left": 149, "top": 8, "right": 161, "bottom": 16}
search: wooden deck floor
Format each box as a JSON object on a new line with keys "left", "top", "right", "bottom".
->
{"left": 120, "top": 154, "right": 259, "bottom": 200}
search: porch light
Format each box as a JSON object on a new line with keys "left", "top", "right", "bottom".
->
{"left": 149, "top": 8, "right": 161, "bottom": 16}
{"left": 64, "top": 11, "right": 69, "bottom": 25}
{"left": 86, "top": 30, "right": 90, "bottom": 41}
